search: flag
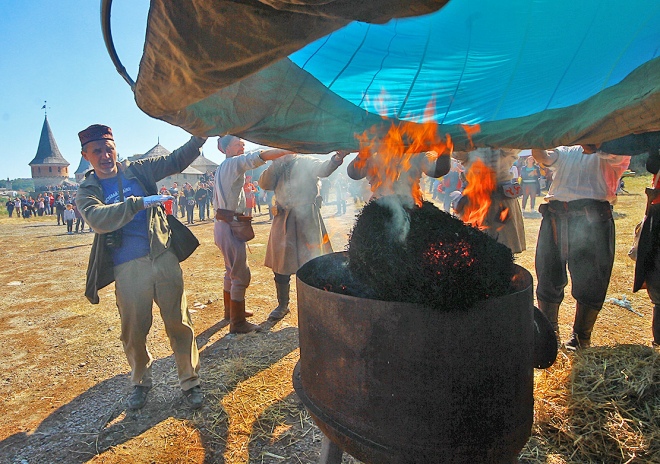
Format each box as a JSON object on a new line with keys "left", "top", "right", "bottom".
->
{"left": 41, "top": 104, "right": 46, "bottom": 109}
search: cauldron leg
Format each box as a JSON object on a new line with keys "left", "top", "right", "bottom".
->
{"left": 319, "top": 435, "right": 343, "bottom": 464}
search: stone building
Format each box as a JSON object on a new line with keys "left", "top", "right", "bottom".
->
{"left": 129, "top": 142, "right": 219, "bottom": 189}
{"left": 28, "top": 116, "right": 70, "bottom": 190}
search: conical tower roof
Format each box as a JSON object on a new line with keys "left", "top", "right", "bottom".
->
{"left": 75, "top": 156, "right": 92, "bottom": 175}
{"left": 142, "top": 143, "right": 171, "bottom": 159}
{"left": 29, "top": 116, "right": 69, "bottom": 166}
{"left": 190, "top": 151, "right": 219, "bottom": 170}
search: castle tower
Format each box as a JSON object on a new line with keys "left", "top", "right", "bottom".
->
{"left": 28, "top": 116, "right": 70, "bottom": 189}
{"left": 74, "top": 156, "right": 92, "bottom": 183}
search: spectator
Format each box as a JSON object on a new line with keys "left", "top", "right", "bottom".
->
{"left": 178, "top": 190, "right": 186, "bottom": 218}
{"left": 5, "top": 198, "right": 15, "bottom": 217}
{"left": 169, "top": 182, "right": 179, "bottom": 217}
{"left": 334, "top": 174, "right": 347, "bottom": 216}
{"left": 183, "top": 183, "right": 196, "bottom": 224}
{"left": 36, "top": 195, "right": 45, "bottom": 216}
{"left": 243, "top": 177, "right": 257, "bottom": 217}
{"left": 520, "top": 156, "right": 541, "bottom": 211}
{"left": 253, "top": 180, "right": 263, "bottom": 214}
{"left": 195, "top": 182, "right": 208, "bottom": 221}
{"left": 14, "top": 198, "right": 21, "bottom": 219}
{"left": 54, "top": 193, "right": 66, "bottom": 226}
{"left": 63, "top": 203, "right": 76, "bottom": 234}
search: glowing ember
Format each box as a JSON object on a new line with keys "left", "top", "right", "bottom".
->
{"left": 423, "top": 239, "right": 476, "bottom": 270}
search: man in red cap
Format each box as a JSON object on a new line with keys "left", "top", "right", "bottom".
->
{"left": 76, "top": 124, "right": 207, "bottom": 410}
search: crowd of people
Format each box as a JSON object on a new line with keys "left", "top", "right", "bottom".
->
{"left": 6, "top": 126, "right": 655, "bottom": 414}
{"left": 4, "top": 191, "right": 91, "bottom": 233}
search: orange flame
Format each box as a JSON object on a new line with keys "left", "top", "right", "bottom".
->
{"left": 355, "top": 101, "right": 456, "bottom": 207}
{"left": 461, "top": 124, "right": 480, "bottom": 149}
{"left": 307, "top": 233, "right": 331, "bottom": 251}
{"left": 461, "top": 159, "right": 496, "bottom": 229}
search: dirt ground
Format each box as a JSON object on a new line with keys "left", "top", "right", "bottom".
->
{"left": 0, "top": 176, "right": 656, "bottom": 464}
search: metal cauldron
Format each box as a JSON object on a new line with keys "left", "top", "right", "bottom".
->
{"left": 294, "top": 252, "right": 534, "bottom": 464}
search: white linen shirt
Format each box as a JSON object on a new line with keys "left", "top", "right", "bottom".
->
{"left": 213, "top": 151, "right": 265, "bottom": 214}
{"left": 542, "top": 146, "right": 630, "bottom": 204}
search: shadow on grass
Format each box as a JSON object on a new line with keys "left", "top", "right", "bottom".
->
{"left": 0, "top": 319, "right": 300, "bottom": 463}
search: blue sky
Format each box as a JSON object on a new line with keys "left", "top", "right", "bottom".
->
{"left": 0, "top": 0, "right": 252, "bottom": 180}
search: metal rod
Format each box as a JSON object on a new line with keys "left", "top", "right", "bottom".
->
{"left": 100, "top": 0, "right": 136, "bottom": 90}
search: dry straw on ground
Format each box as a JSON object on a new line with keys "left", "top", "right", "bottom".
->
{"left": 523, "top": 345, "right": 660, "bottom": 464}
{"left": 1, "top": 174, "right": 659, "bottom": 463}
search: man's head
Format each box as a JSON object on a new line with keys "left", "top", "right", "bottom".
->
{"left": 217, "top": 135, "right": 244, "bottom": 158}
{"left": 79, "top": 124, "right": 118, "bottom": 179}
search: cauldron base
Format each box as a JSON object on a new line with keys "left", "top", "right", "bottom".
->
{"left": 294, "top": 362, "right": 523, "bottom": 464}
{"left": 293, "top": 362, "right": 401, "bottom": 464}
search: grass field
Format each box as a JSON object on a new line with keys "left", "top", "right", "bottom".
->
{"left": 0, "top": 174, "right": 658, "bottom": 463}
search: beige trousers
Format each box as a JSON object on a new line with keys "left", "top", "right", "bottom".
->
{"left": 114, "top": 250, "right": 200, "bottom": 391}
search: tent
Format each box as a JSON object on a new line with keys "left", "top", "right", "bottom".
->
{"left": 103, "top": 0, "right": 660, "bottom": 154}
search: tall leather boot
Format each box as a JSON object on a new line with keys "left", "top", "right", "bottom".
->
{"left": 538, "top": 300, "right": 561, "bottom": 343}
{"left": 653, "top": 305, "right": 660, "bottom": 347}
{"left": 223, "top": 290, "right": 231, "bottom": 320}
{"left": 223, "top": 290, "right": 252, "bottom": 320}
{"left": 229, "top": 299, "right": 261, "bottom": 334}
{"left": 268, "top": 282, "right": 290, "bottom": 320}
{"left": 565, "top": 302, "right": 600, "bottom": 351}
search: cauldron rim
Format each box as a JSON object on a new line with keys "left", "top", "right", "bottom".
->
{"left": 296, "top": 251, "right": 532, "bottom": 308}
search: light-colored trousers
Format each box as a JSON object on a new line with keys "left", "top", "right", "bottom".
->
{"left": 213, "top": 220, "right": 251, "bottom": 301}
{"left": 114, "top": 250, "right": 200, "bottom": 391}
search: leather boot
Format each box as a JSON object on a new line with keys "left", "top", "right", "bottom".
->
{"left": 538, "top": 300, "right": 561, "bottom": 344}
{"left": 229, "top": 299, "right": 262, "bottom": 334}
{"left": 653, "top": 305, "right": 660, "bottom": 347}
{"left": 565, "top": 302, "right": 600, "bottom": 351}
{"left": 224, "top": 290, "right": 252, "bottom": 319}
{"left": 223, "top": 290, "right": 231, "bottom": 320}
{"left": 268, "top": 282, "right": 290, "bottom": 320}
{"left": 533, "top": 306, "right": 558, "bottom": 369}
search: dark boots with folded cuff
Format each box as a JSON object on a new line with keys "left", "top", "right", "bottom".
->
{"left": 565, "top": 302, "right": 600, "bottom": 351}
{"left": 268, "top": 281, "right": 290, "bottom": 320}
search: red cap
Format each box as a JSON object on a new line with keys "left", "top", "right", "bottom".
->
{"left": 79, "top": 124, "right": 113, "bottom": 147}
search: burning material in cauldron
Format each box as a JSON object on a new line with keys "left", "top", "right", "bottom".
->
{"left": 308, "top": 197, "right": 515, "bottom": 311}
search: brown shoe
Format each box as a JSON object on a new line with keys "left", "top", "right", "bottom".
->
{"left": 230, "top": 299, "right": 261, "bottom": 334}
